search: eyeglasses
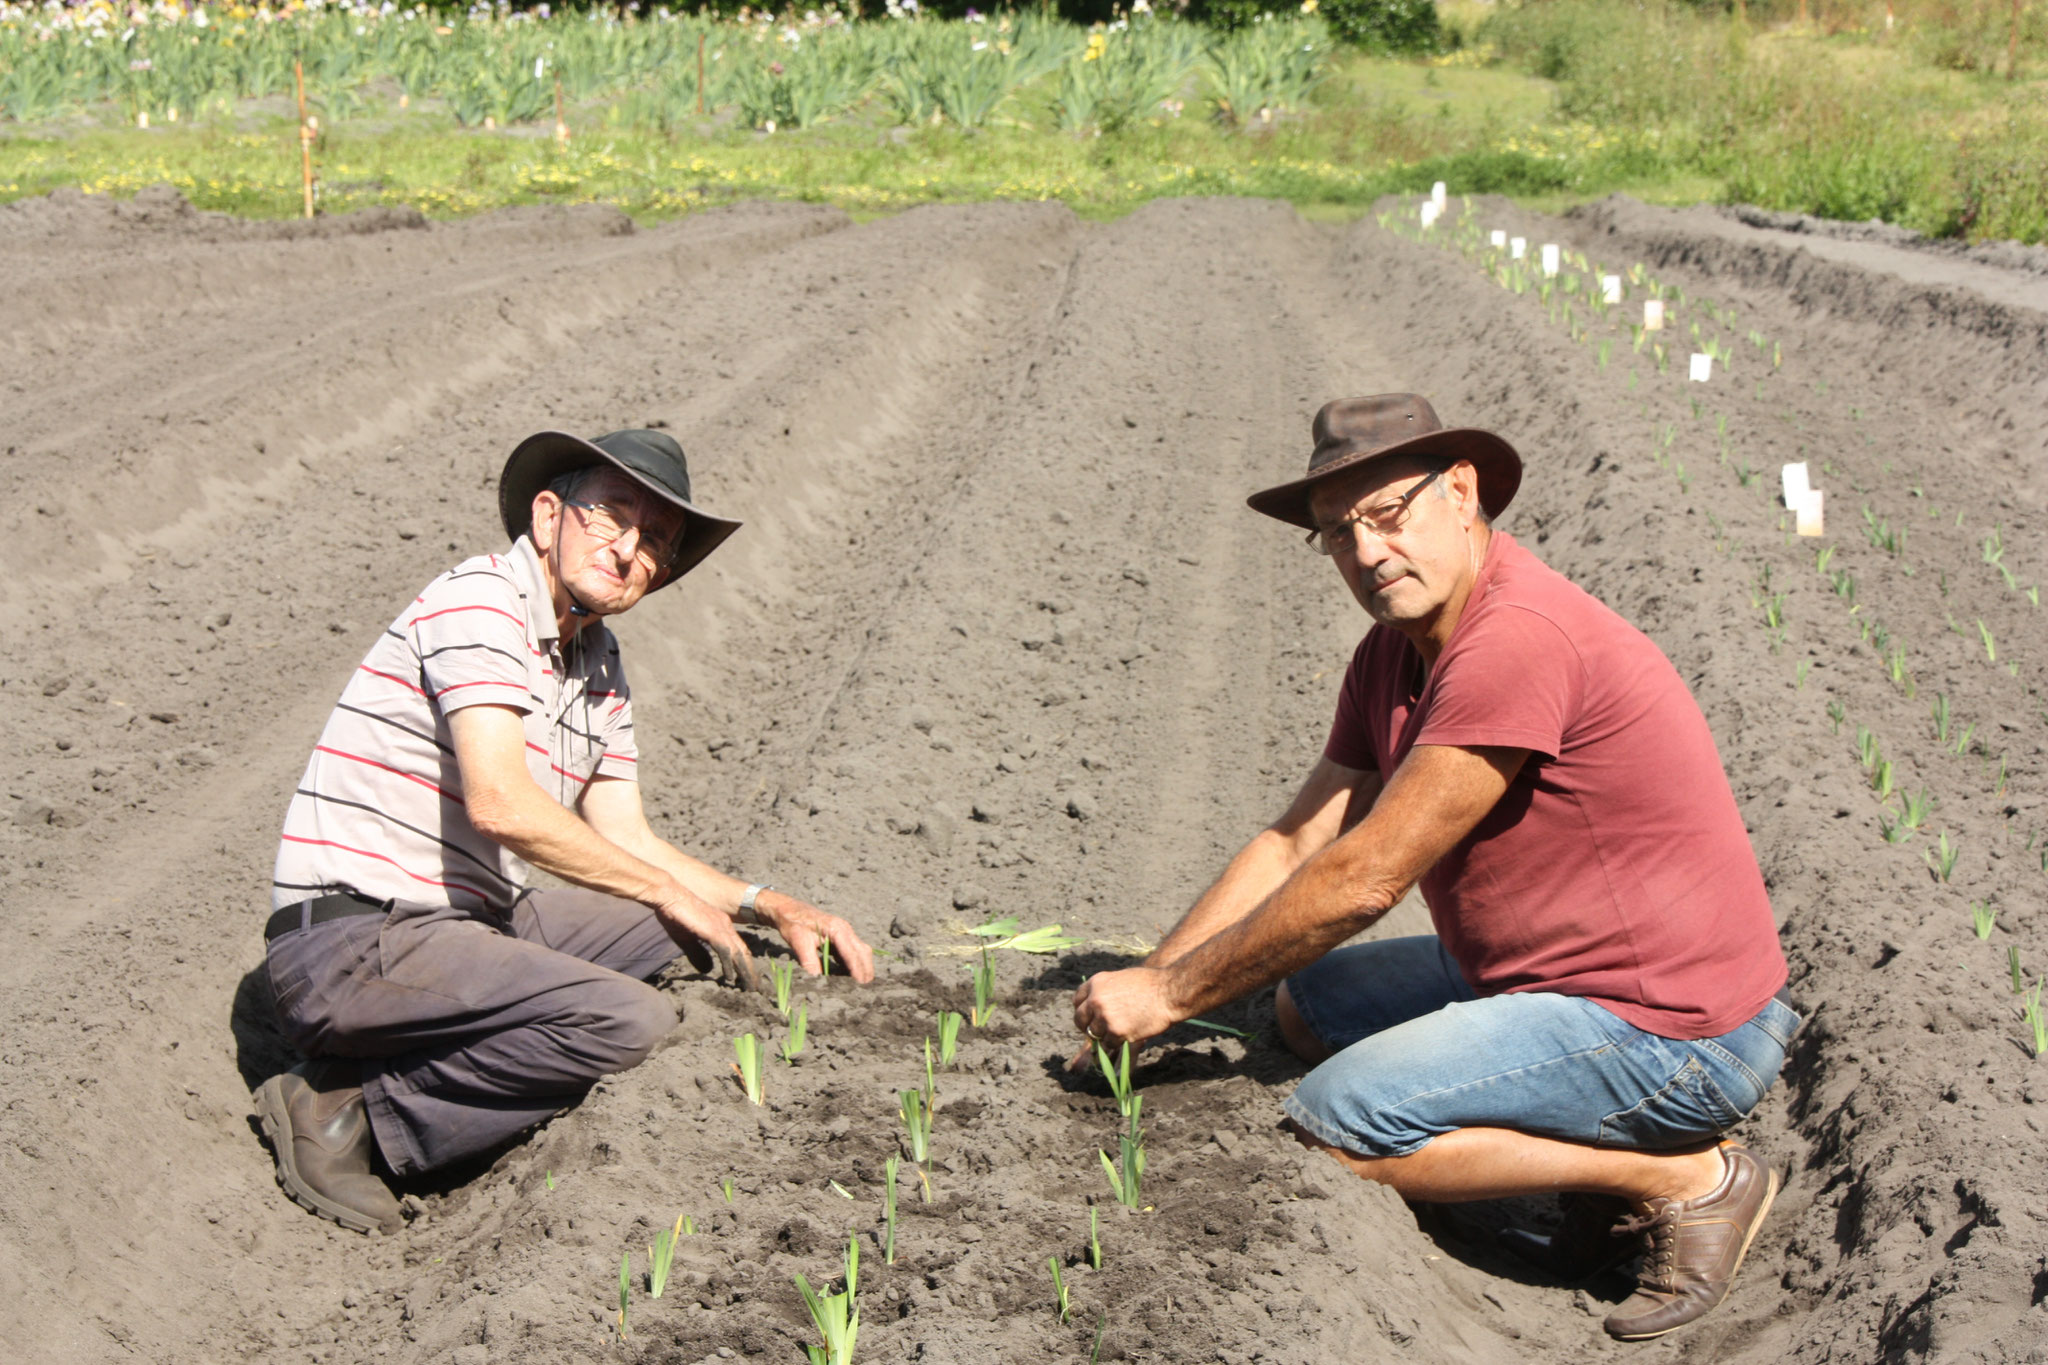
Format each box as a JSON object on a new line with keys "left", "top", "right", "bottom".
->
{"left": 562, "top": 498, "right": 680, "bottom": 572}
{"left": 1304, "top": 468, "right": 1443, "bottom": 556}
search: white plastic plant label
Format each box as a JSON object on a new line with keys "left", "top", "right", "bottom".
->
{"left": 1689, "top": 352, "right": 1712, "bottom": 382}
{"left": 1541, "top": 243, "right": 1560, "bottom": 277}
{"left": 1781, "top": 462, "right": 1811, "bottom": 508}
{"left": 1490, "top": 229, "right": 1507, "bottom": 248}
{"left": 1795, "top": 489, "right": 1825, "bottom": 537}
{"left": 1644, "top": 299, "right": 1665, "bottom": 330}
{"left": 1510, "top": 237, "right": 1527, "bottom": 259}
{"left": 1601, "top": 274, "right": 1622, "bottom": 304}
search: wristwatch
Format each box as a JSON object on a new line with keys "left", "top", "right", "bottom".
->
{"left": 737, "top": 883, "right": 772, "bottom": 926}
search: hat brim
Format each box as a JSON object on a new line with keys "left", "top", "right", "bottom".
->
{"left": 1245, "top": 427, "right": 1523, "bottom": 531}
{"left": 499, "top": 431, "right": 742, "bottom": 589}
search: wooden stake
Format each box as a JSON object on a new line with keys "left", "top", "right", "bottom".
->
{"left": 2010, "top": 0, "right": 2022, "bottom": 80}
{"left": 696, "top": 32, "right": 706, "bottom": 117}
{"left": 555, "top": 75, "right": 569, "bottom": 143}
{"left": 294, "top": 57, "right": 314, "bottom": 220}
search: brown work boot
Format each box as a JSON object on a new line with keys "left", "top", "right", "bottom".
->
{"left": 1602, "top": 1141, "right": 1777, "bottom": 1341}
{"left": 253, "top": 1060, "right": 401, "bottom": 1235}
{"left": 1498, "top": 1193, "right": 1636, "bottom": 1281}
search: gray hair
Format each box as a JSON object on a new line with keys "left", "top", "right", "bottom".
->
{"left": 546, "top": 465, "right": 602, "bottom": 503}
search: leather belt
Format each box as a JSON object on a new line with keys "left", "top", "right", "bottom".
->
{"left": 264, "top": 890, "right": 392, "bottom": 942}
{"left": 1773, "top": 984, "right": 1793, "bottom": 1008}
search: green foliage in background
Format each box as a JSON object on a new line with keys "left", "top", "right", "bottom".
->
{"left": 2, "top": 0, "right": 2046, "bottom": 243}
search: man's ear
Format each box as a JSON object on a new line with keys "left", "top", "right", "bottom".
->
{"left": 1450, "top": 460, "right": 1484, "bottom": 526}
{"left": 531, "top": 490, "right": 562, "bottom": 554}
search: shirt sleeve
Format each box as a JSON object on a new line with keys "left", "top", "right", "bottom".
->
{"left": 590, "top": 633, "right": 639, "bottom": 782}
{"left": 1414, "top": 604, "right": 1580, "bottom": 761}
{"left": 409, "top": 571, "right": 537, "bottom": 715}
{"left": 1322, "top": 635, "right": 1381, "bottom": 772}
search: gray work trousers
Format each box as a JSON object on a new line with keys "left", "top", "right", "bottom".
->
{"left": 264, "top": 889, "right": 681, "bottom": 1176}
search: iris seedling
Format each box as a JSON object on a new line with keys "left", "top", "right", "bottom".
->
{"left": 1826, "top": 700, "right": 1846, "bottom": 734}
{"left": 937, "top": 1010, "right": 963, "bottom": 1066}
{"left": 1930, "top": 694, "right": 1951, "bottom": 744}
{"left": 899, "top": 1089, "right": 933, "bottom": 1201}
{"left": 1926, "top": 831, "right": 1959, "bottom": 882}
{"left": 1972, "top": 900, "right": 1996, "bottom": 940}
{"left": 2025, "top": 983, "right": 2047, "bottom": 1058}
{"left": 733, "top": 1033, "right": 764, "bottom": 1105}
{"left": 970, "top": 947, "right": 996, "bottom": 1027}
{"left": 1900, "top": 789, "right": 1933, "bottom": 830}
{"left": 820, "top": 936, "right": 834, "bottom": 980}
{"left": 1099, "top": 1094, "right": 1146, "bottom": 1210}
{"left": 722, "top": 1178, "right": 736, "bottom": 1204}
{"left": 1977, "top": 620, "right": 1997, "bottom": 663}
{"left": 2011, "top": 947, "right": 2026, "bottom": 995}
{"left": 1048, "top": 1255, "right": 1072, "bottom": 1323}
{"left": 883, "top": 1155, "right": 900, "bottom": 1264}
{"left": 781, "top": 1003, "right": 809, "bottom": 1064}
{"left": 1087, "top": 1206, "right": 1102, "bottom": 1269}
{"left": 792, "top": 1234, "right": 860, "bottom": 1365}
{"left": 769, "top": 960, "right": 796, "bottom": 1019}
{"left": 648, "top": 1213, "right": 687, "bottom": 1298}
{"left": 618, "top": 1250, "right": 631, "bottom": 1337}
{"left": 1094, "top": 1040, "right": 1136, "bottom": 1120}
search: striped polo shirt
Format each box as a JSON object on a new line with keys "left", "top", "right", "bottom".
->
{"left": 272, "top": 535, "right": 639, "bottom": 913}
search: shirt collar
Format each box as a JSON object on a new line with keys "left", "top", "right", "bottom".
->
{"left": 507, "top": 534, "right": 559, "bottom": 646}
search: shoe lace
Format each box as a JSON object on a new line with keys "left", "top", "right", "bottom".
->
{"left": 1616, "top": 1205, "right": 1680, "bottom": 1290}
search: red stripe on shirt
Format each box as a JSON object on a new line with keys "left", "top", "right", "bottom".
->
{"left": 526, "top": 742, "right": 594, "bottom": 786}
{"left": 279, "top": 835, "right": 489, "bottom": 900}
{"left": 433, "top": 679, "right": 529, "bottom": 700}
{"left": 315, "top": 745, "right": 464, "bottom": 804}
{"left": 412, "top": 604, "right": 526, "bottom": 628}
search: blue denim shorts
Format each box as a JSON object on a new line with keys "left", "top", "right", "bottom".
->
{"left": 1280, "top": 936, "right": 1800, "bottom": 1157}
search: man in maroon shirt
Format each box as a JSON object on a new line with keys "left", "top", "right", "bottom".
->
{"left": 1070, "top": 395, "right": 1797, "bottom": 1341}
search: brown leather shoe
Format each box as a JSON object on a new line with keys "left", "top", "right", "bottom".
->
{"left": 253, "top": 1061, "right": 401, "bottom": 1235}
{"left": 1602, "top": 1142, "right": 1777, "bottom": 1341}
{"left": 1498, "top": 1193, "right": 1636, "bottom": 1281}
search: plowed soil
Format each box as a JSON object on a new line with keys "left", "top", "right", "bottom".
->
{"left": 3, "top": 184, "right": 2045, "bottom": 1365}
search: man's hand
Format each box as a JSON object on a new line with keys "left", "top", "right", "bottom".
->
{"left": 758, "top": 891, "right": 875, "bottom": 983}
{"left": 652, "top": 886, "right": 759, "bottom": 993}
{"left": 1067, "top": 966, "right": 1180, "bottom": 1070}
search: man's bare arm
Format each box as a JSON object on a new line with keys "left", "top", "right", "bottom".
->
{"left": 582, "top": 777, "right": 875, "bottom": 982}
{"left": 448, "top": 705, "right": 754, "bottom": 985}
{"left": 1073, "top": 744, "right": 1527, "bottom": 1049}
{"left": 1147, "top": 756, "right": 1380, "bottom": 969}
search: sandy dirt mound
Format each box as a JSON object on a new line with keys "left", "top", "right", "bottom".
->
{"left": 2, "top": 190, "right": 2044, "bottom": 1364}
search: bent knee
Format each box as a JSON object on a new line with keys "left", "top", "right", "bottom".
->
{"left": 1276, "top": 980, "right": 1333, "bottom": 1065}
{"left": 595, "top": 980, "right": 676, "bottom": 1069}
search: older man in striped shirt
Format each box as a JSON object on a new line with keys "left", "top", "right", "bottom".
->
{"left": 255, "top": 429, "right": 874, "bottom": 1234}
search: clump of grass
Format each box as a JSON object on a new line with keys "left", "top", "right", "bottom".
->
{"left": 734, "top": 1033, "right": 765, "bottom": 1105}
{"left": 793, "top": 1234, "right": 860, "bottom": 1365}
{"left": 781, "top": 1002, "right": 809, "bottom": 1065}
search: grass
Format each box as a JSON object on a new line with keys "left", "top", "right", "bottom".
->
{"left": 6, "top": 2, "right": 2043, "bottom": 238}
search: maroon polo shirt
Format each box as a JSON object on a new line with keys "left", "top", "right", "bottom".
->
{"left": 1324, "top": 531, "right": 1786, "bottom": 1040}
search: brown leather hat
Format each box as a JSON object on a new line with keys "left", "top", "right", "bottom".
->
{"left": 1246, "top": 394, "right": 1522, "bottom": 530}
